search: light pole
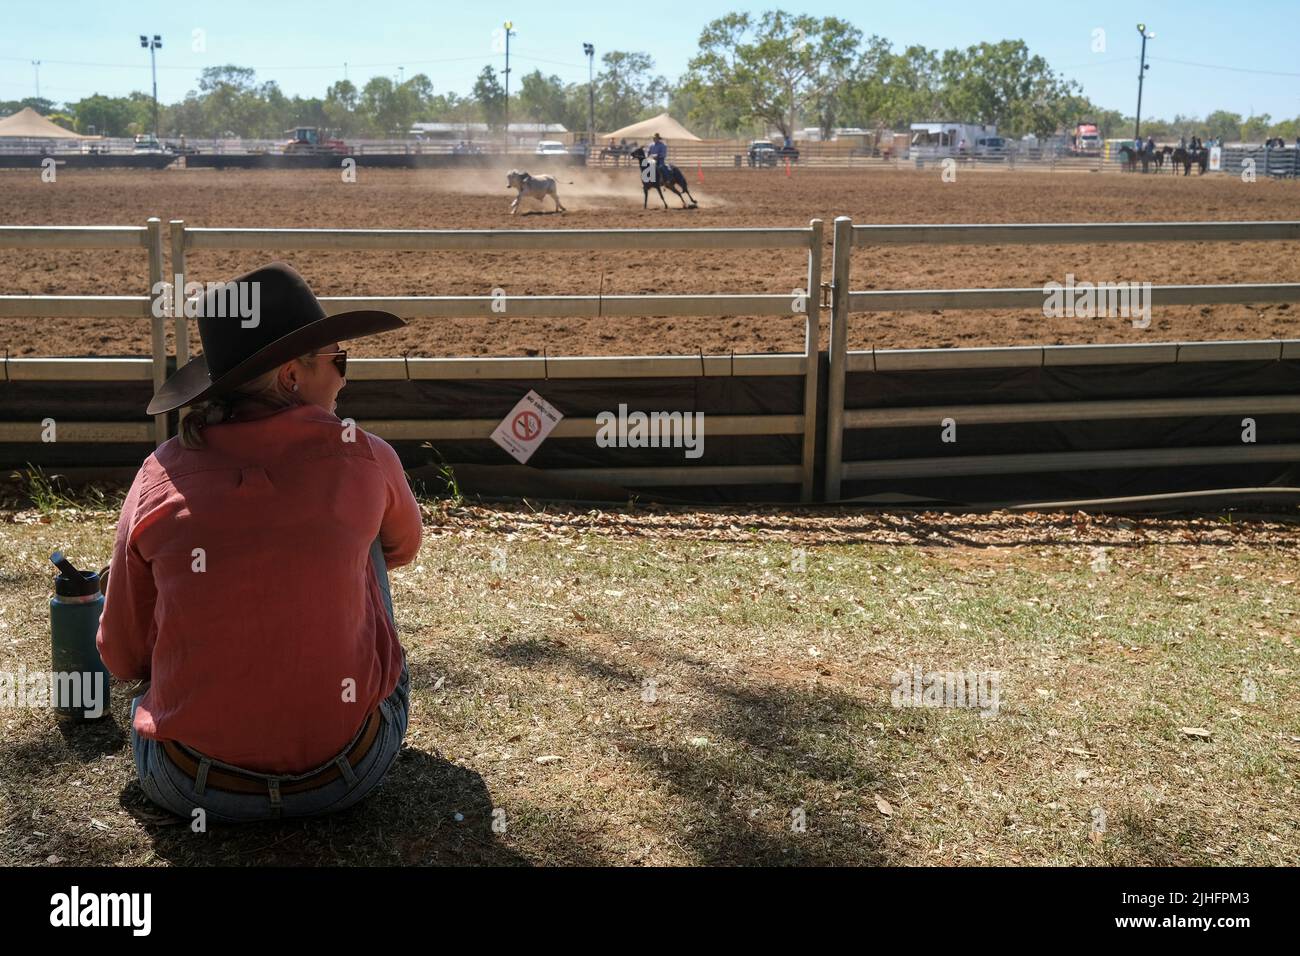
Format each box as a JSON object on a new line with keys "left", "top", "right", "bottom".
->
{"left": 31, "top": 60, "right": 41, "bottom": 99}
{"left": 583, "top": 43, "right": 595, "bottom": 151}
{"left": 139, "top": 34, "right": 162, "bottom": 138}
{"left": 1134, "top": 23, "right": 1153, "bottom": 142}
{"left": 502, "top": 21, "right": 516, "bottom": 152}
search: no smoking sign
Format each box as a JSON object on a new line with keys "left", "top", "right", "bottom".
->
{"left": 491, "top": 390, "right": 563, "bottom": 464}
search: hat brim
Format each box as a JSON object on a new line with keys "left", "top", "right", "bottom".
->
{"left": 147, "top": 309, "right": 405, "bottom": 416}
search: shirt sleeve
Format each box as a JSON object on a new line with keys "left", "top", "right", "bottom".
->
{"left": 371, "top": 434, "right": 423, "bottom": 568}
{"left": 95, "top": 466, "right": 157, "bottom": 681}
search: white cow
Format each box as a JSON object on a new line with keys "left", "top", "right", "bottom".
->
{"left": 506, "top": 169, "right": 566, "bottom": 215}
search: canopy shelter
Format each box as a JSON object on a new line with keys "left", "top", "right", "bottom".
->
{"left": 0, "top": 107, "right": 81, "bottom": 139}
{"left": 600, "top": 112, "right": 701, "bottom": 143}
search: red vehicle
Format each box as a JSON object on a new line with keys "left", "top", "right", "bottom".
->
{"left": 1070, "top": 123, "right": 1102, "bottom": 156}
{"left": 282, "top": 127, "right": 349, "bottom": 155}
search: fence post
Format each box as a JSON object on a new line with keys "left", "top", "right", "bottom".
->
{"left": 824, "top": 216, "right": 852, "bottom": 501}
{"left": 146, "top": 217, "right": 167, "bottom": 445}
{"left": 169, "top": 220, "right": 189, "bottom": 365}
{"left": 168, "top": 219, "right": 190, "bottom": 425}
{"left": 800, "top": 218, "right": 824, "bottom": 503}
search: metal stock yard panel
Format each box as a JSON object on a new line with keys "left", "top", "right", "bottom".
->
{"left": 825, "top": 218, "right": 1300, "bottom": 502}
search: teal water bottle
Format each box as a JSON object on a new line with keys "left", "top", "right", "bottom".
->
{"left": 49, "top": 551, "right": 110, "bottom": 721}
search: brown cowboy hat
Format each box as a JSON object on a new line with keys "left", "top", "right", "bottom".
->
{"left": 147, "top": 262, "right": 404, "bottom": 416}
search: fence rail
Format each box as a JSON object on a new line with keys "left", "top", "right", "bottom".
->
{"left": 824, "top": 217, "right": 1300, "bottom": 498}
{"left": 6, "top": 215, "right": 1300, "bottom": 506}
{"left": 0, "top": 219, "right": 823, "bottom": 500}
{"left": 0, "top": 220, "right": 166, "bottom": 440}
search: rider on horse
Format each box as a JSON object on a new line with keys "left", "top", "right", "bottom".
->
{"left": 648, "top": 132, "right": 670, "bottom": 183}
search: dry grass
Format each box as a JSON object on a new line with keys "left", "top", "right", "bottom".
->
{"left": 2, "top": 499, "right": 1298, "bottom": 866}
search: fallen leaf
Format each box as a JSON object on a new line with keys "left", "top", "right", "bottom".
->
{"left": 1180, "top": 727, "right": 1212, "bottom": 739}
{"left": 534, "top": 755, "right": 562, "bottom": 764}
{"left": 875, "top": 795, "right": 893, "bottom": 816}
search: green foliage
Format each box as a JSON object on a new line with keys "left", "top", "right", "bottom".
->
{"left": 596, "top": 51, "right": 668, "bottom": 131}
{"left": 7, "top": 21, "right": 1299, "bottom": 145}
{"left": 684, "top": 10, "right": 861, "bottom": 140}
{"left": 472, "top": 65, "right": 506, "bottom": 129}
{"left": 8, "top": 465, "right": 112, "bottom": 515}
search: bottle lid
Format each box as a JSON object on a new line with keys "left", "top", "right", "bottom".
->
{"left": 51, "top": 550, "right": 100, "bottom": 597}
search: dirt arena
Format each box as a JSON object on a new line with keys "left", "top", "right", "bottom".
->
{"left": 1, "top": 164, "right": 1298, "bottom": 358}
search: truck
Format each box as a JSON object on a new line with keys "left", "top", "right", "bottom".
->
{"left": 909, "top": 122, "right": 997, "bottom": 157}
{"left": 1069, "top": 123, "right": 1102, "bottom": 156}
{"left": 282, "top": 127, "right": 349, "bottom": 156}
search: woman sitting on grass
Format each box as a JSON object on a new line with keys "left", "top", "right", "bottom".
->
{"left": 97, "top": 262, "right": 423, "bottom": 822}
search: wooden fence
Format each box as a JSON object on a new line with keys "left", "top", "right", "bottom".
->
{"left": 2, "top": 220, "right": 825, "bottom": 501}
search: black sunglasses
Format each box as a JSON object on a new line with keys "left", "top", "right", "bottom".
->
{"left": 308, "top": 349, "right": 348, "bottom": 378}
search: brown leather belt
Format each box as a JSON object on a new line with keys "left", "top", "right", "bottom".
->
{"left": 161, "top": 709, "right": 383, "bottom": 797}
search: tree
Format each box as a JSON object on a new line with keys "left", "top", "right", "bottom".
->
{"left": 935, "top": 40, "right": 1081, "bottom": 136}
{"left": 472, "top": 65, "right": 506, "bottom": 129}
{"left": 596, "top": 51, "right": 665, "bottom": 130}
{"left": 1203, "top": 110, "right": 1243, "bottom": 143}
{"left": 683, "top": 10, "right": 861, "bottom": 141}
{"left": 68, "top": 94, "right": 137, "bottom": 136}
{"left": 0, "top": 97, "right": 57, "bottom": 117}
{"left": 1240, "top": 113, "right": 1272, "bottom": 143}
{"left": 518, "top": 70, "right": 566, "bottom": 125}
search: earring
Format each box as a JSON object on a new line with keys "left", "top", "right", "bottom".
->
{"left": 292, "top": 383, "right": 299, "bottom": 392}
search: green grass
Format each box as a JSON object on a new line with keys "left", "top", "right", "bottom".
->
{"left": 1, "top": 504, "right": 1297, "bottom": 866}
{"left": 4, "top": 466, "right": 118, "bottom": 515}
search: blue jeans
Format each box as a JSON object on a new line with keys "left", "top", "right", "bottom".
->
{"left": 130, "top": 539, "right": 409, "bottom": 822}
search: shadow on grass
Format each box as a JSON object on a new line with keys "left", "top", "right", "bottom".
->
{"left": 4, "top": 713, "right": 128, "bottom": 764}
{"left": 486, "top": 634, "right": 890, "bottom": 865}
{"left": 115, "top": 745, "right": 529, "bottom": 866}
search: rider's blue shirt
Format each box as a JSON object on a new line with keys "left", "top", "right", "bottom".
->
{"left": 648, "top": 141, "right": 667, "bottom": 163}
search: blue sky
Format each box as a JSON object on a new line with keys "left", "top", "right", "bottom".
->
{"left": 2, "top": 0, "right": 1298, "bottom": 120}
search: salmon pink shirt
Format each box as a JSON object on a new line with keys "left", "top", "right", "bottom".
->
{"left": 97, "top": 403, "right": 423, "bottom": 774}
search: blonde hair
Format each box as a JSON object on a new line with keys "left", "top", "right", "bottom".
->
{"left": 179, "top": 353, "right": 319, "bottom": 450}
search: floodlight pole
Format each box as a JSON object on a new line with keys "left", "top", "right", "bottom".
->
{"left": 140, "top": 34, "right": 163, "bottom": 138}
{"left": 584, "top": 43, "right": 595, "bottom": 150}
{"left": 1134, "top": 24, "right": 1152, "bottom": 142}
{"left": 502, "top": 21, "right": 516, "bottom": 153}
{"left": 32, "top": 60, "right": 41, "bottom": 99}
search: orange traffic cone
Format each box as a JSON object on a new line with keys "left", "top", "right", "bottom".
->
{"left": 697, "top": 161, "right": 704, "bottom": 183}
{"left": 785, "top": 157, "right": 792, "bottom": 177}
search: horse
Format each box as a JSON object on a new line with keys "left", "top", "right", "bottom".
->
{"left": 1170, "top": 147, "right": 1209, "bottom": 176}
{"left": 598, "top": 145, "right": 629, "bottom": 166}
{"left": 1118, "top": 145, "right": 1139, "bottom": 172}
{"left": 629, "top": 146, "right": 698, "bottom": 209}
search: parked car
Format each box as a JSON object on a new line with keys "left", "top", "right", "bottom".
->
{"left": 973, "top": 136, "right": 1009, "bottom": 160}
{"left": 748, "top": 140, "right": 799, "bottom": 166}
{"left": 748, "top": 140, "right": 777, "bottom": 167}
{"left": 132, "top": 134, "right": 169, "bottom": 154}
{"left": 535, "top": 140, "right": 569, "bottom": 155}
